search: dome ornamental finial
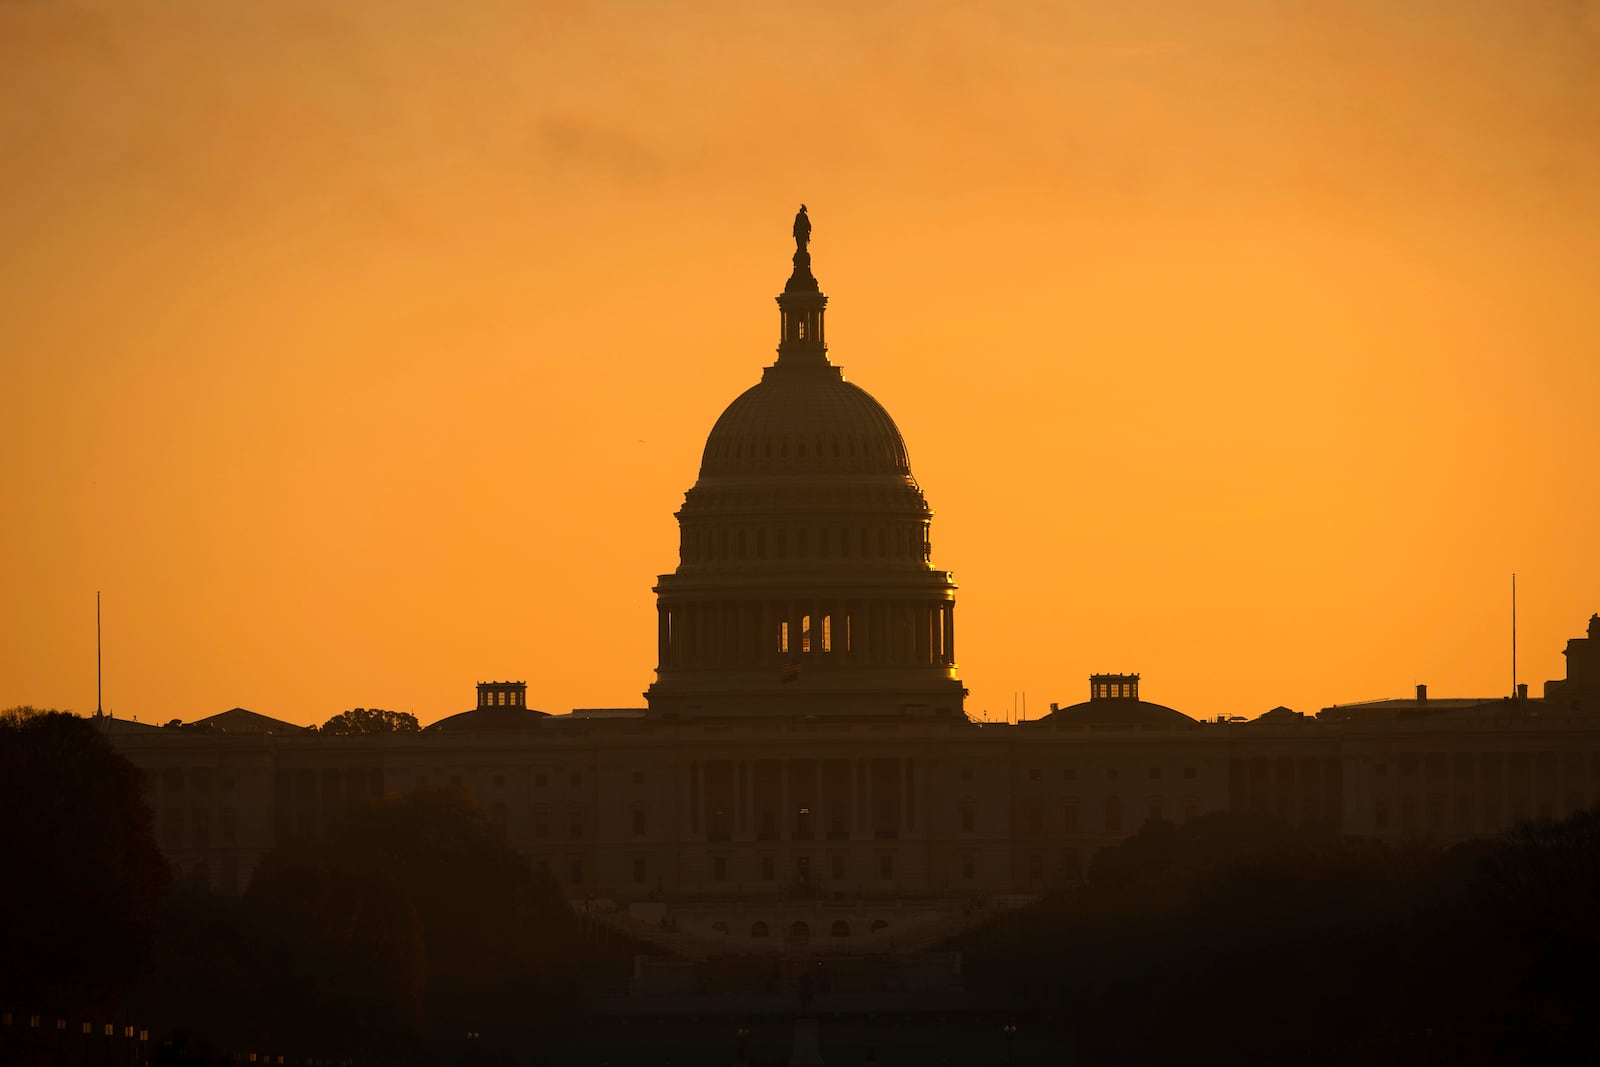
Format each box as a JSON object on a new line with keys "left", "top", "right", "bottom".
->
{"left": 777, "top": 205, "right": 827, "bottom": 364}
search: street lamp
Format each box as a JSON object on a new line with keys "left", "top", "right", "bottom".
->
{"left": 1002, "top": 1022, "right": 1018, "bottom": 1066}
{"left": 735, "top": 1025, "right": 750, "bottom": 1066}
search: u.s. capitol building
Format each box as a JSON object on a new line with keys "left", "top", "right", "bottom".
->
{"left": 104, "top": 212, "right": 1600, "bottom": 958}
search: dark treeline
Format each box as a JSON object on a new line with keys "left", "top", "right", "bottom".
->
{"left": 7, "top": 707, "right": 1600, "bottom": 1064}
{"left": 0, "top": 709, "right": 628, "bottom": 1066}
{"left": 960, "top": 809, "right": 1600, "bottom": 1065}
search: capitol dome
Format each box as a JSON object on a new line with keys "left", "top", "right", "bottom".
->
{"left": 647, "top": 209, "right": 964, "bottom": 720}
{"left": 698, "top": 366, "right": 912, "bottom": 478}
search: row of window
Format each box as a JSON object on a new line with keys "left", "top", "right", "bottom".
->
{"left": 1373, "top": 791, "right": 1598, "bottom": 831}
{"left": 961, "top": 765, "right": 1200, "bottom": 783}
{"left": 159, "top": 807, "right": 240, "bottom": 846}
{"left": 724, "top": 919, "right": 887, "bottom": 939}
{"left": 707, "top": 434, "right": 903, "bottom": 467}
{"left": 681, "top": 523, "right": 930, "bottom": 564}
{"left": 961, "top": 796, "right": 1202, "bottom": 833}
{"left": 150, "top": 768, "right": 238, "bottom": 792}
{"left": 1374, "top": 751, "right": 1600, "bottom": 779}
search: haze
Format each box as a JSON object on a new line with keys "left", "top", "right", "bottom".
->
{"left": 3, "top": 1, "right": 1598, "bottom": 725}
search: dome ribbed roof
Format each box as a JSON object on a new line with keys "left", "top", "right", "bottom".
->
{"left": 1033, "top": 699, "right": 1199, "bottom": 729}
{"left": 698, "top": 364, "right": 911, "bottom": 478}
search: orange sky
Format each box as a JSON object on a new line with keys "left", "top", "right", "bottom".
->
{"left": 4, "top": 1, "right": 1598, "bottom": 726}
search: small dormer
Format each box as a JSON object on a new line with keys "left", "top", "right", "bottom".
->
{"left": 477, "top": 680, "right": 528, "bottom": 708}
{"left": 1089, "top": 673, "right": 1140, "bottom": 701}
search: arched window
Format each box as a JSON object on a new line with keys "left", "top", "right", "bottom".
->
{"left": 870, "top": 919, "right": 889, "bottom": 933}
{"left": 830, "top": 920, "right": 850, "bottom": 938}
{"left": 789, "top": 920, "right": 810, "bottom": 946}
{"left": 712, "top": 920, "right": 729, "bottom": 935}
{"left": 750, "top": 921, "right": 770, "bottom": 938}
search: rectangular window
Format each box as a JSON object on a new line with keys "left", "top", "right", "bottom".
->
{"left": 830, "top": 854, "right": 845, "bottom": 880}
{"left": 1063, "top": 804, "right": 1078, "bottom": 832}
{"left": 762, "top": 856, "right": 776, "bottom": 880}
{"left": 713, "top": 857, "right": 728, "bottom": 882}
{"left": 222, "top": 808, "right": 238, "bottom": 844}
{"left": 632, "top": 858, "right": 646, "bottom": 883}
{"left": 879, "top": 854, "right": 894, "bottom": 879}
{"left": 961, "top": 854, "right": 975, "bottom": 879}
{"left": 632, "top": 809, "right": 646, "bottom": 836}
{"left": 1183, "top": 767, "right": 1196, "bottom": 780}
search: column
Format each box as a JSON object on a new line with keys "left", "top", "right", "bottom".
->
{"left": 864, "top": 759, "right": 875, "bottom": 835}
{"left": 780, "top": 760, "right": 791, "bottom": 841}
{"left": 738, "top": 760, "right": 749, "bottom": 833}
{"left": 851, "top": 759, "right": 861, "bottom": 834}
{"left": 903, "top": 758, "right": 914, "bottom": 833}
{"left": 691, "top": 761, "right": 701, "bottom": 837}
{"left": 813, "top": 758, "right": 827, "bottom": 842}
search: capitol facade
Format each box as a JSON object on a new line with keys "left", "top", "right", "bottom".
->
{"left": 104, "top": 213, "right": 1600, "bottom": 959}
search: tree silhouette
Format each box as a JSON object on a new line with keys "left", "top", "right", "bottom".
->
{"left": 257, "top": 786, "right": 582, "bottom": 1057}
{"left": 316, "top": 707, "right": 421, "bottom": 734}
{"left": 0, "top": 708, "right": 170, "bottom": 1011}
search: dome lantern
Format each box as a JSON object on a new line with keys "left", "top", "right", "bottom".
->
{"left": 776, "top": 204, "right": 829, "bottom": 366}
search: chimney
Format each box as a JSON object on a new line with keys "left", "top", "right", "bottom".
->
{"left": 1416, "top": 684, "right": 1427, "bottom": 702}
{"left": 1517, "top": 683, "right": 1529, "bottom": 700}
